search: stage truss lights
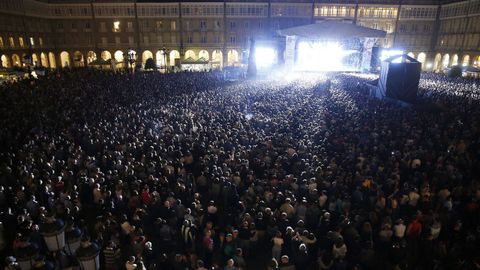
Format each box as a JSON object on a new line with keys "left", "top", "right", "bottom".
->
{"left": 296, "top": 41, "right": 356, "bottom": 72}
{"left": 255, "top": 47, "right": 277, "bottom": 69}
{"left": 380, "top": 49, "right": 404, "bottom": 63}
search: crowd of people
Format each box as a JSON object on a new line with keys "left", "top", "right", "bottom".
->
{"left": 0, "top": 69, "right": 479, "bottom": 270}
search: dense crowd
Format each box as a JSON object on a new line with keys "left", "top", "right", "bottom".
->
{"left": 0, "top": 69, "right": 479, "bottom": 270}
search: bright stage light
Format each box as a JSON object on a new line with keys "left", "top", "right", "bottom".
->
{"left": 380, "top": 49, "right": 404, "bottom": 63}
{"left": 255, "top": 47, "right": 276, "bottom": 68}
{"left": 296, "top": 41, "right": 356, "bottom": 71}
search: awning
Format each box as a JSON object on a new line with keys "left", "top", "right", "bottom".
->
{"left": 182, "top": 57, "right": 209, "bottom": 65}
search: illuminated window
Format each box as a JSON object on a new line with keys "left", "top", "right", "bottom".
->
{"left": 39, "top": 38, "right": 43, "bottom": 46}
{"left": 19, "top": 37, "right": 24, "bottom": 47}
{"left": 0, "top": 37, "right": 3, "bottom": 48}
{"left": 113, "top": 21, "right": 120, "bottom": 32}
{"left": 320, "top": 7, "right": 328, "bottom": 16}
{"left": 170, "top": 21, "right": 176, "bottom": 30}
{"left": 29, "top": 37, "right": 35, "bottom": 46}
{"left": 386, "top": 24, "right": 392, "bottom": 33}
{"left": 9, "top": 37, "right": 14, "bottom": 47}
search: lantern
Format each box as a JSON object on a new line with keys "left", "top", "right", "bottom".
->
{"left": 40, "top": 214, "right": 66, "bottom": 251}
{"left": 65, "top": 222, "right": 82, "bottom": 256}
{"left": 76, "top": 239, "right": 100, "bottom": 270}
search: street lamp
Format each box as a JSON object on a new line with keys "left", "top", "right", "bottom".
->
{"left": 126, "top": 48, "right": 136, "bottom": 73}
{"left": 40, "top": 214, "right": 66, "bottom": 252}
{"left": 76, "top": 237, "right": 100, "bottom": 270}
{"left": 161, "top": 47, "right": 169, "bottom": 73}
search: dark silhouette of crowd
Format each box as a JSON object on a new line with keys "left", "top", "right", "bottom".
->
{"left": 0, "top": 69, "right": 479, "bottom": 270}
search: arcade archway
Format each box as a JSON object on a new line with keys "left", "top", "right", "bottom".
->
{"left": 417, "top": 52, "right": 426, "bottom": 70}
{"left": 48, "top": 52, "right": 56, "bottom": 68}
{"left": 142, "top": 50, "right": 153, "bottom": 65}
{"left": 169, "top": 50, "right": 180, "bottom": 66}
{"left": 462, "top": 55, "right": 470, "bottom": 66}
{"left": 198, "top": 50, "right": 209, "bottom": 61}
{"left": 40, "top": 53, "right": 49, "bottom": 67}
{"left": 451, "top": 54, "right": 458, "bottom": 66}
{"left": 12, "top": 54, "right": 21, "bottom": 67}
{"left": 212, "top": 50, "right": 223, "bottom": 69}
{"left": 87, "top": 51, "right": 97, "bottom": 64}
{"left": 60, "top": 51, "right": 70, "bottom": 67}
{"left": 227, "top": 49, "right": 239, "bottom": 66}
{"left": 73, "top": 51, "right": 84, "bottom": 67}
{"left": 1, "top": 54, "right": 11, "bottom": 68}
{"left": 441, "top": 54, "right": 450, "bottom": 68}
{"left": 185, "top": 50, "right": 196, "bottom": 60}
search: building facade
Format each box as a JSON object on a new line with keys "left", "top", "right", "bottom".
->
{"left": 0, "top": 0, "right": 479, "bottom": 71}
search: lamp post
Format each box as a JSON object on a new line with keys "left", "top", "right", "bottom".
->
{"left": 40, "top": 214, "right": 66, "bottom": 252}
{"left": 76, "top": 238, "right": 100, "bottom": 270}
{"left": 161, "top": 47, "right": 169, "bottom": 73}
{"left": 126, "top": 48, "right": 136, "bottom": 73}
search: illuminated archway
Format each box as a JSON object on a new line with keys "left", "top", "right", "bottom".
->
{"left": 451, "top": 54, "right": 458, "bottom": 66}
{"left": 212, "top": 50, "right": 223, "bottom": 69}
{"left": 433, "top": 53, "right": 442, "bottom": 71}
{"left": 114, "top": 50, "right": 124, "bottom": 67}
{"left": 87, "top": 51, "right": 97, "bottom": 64}
{"left": 198, "top": 50, "right": 209, "bottom": 61}
{"left": 101, "top": 51, "right": 111, "bottom": 61}
{"left": 156, "top": 50, "right": 167, "bottom": 68}
{"left": 474, "top": 56, "right": 480, "bottom": 67}
{"left": 169, "top": 50, "right": 180, "bottom": 66}
{"left": 60, "top": 51, "right": 70, "bottom": 67}
{"left": 12, "top": 54, "right": 21, "bottom": 67}
{"left": 462, "top": 55, "right": 470, "bottom": 66}
{"left": 441, "top": 54, "right": 450, "bottom": 68}
{"left": 32, "top": 53, "right": 39, "bottom": 66}
{"left": 142, "top": 50, "right": 153, "bottom": 65}
{"left": 407, "top": 52, "right": 415, "bottom": 59}
{"left": 48, "top": 52, "right": 56, "bottom": 68}
{"left": 40, "top": 53, "right": 48, "bottom": 67}
{"left": 1, "top": 54, "right": 11, "bottom": 68}
{"left": 73, "top": 51, "right": 84, "bottom": 67}
{"left": 227, "top": 49, "right": 239, "bottom": 66}
{"left": 185, "top": 50, "right": 196, "bottom": 60}
{"left": 417, "top": 52, "right": 426, "bottom": 70}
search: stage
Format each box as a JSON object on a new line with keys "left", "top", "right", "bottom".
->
{"left": 277, "top": 21, "right": 386, "bottom": 73}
